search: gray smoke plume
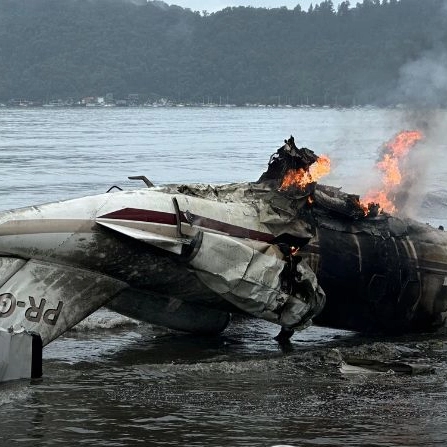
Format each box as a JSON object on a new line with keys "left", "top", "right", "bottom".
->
{"left": 390, "top": 10, "right": 447, "bottom": 220}
{"left": 396, "top": 110, "right": 447, "bottom": 222}
{"left": 395, "top": 47, "right": 447, "bottom": 109}
{"left": 391, "top": 111, "right": 446, "bottom": 220}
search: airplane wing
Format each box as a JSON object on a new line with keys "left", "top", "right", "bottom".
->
{"left": 0, "top": 257, "right": 128, "bottom": 346}
{"left": 96, "top": 216, "right": 325, "bottom": 330}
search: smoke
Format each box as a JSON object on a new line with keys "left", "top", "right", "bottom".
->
{"left": 394, "top": 0, "right": 447, "bottom": 108}
{"left": 396, "top": 111, "right": 447, "bottom": 220}
{"left": 386, "top": 107, "right": 446, "bottom": 219}
{"left": 389, "top": 1, "right": 447, "bottom": 220}
{"left": 395, "top": 47, "right": 447, "bottom": 109}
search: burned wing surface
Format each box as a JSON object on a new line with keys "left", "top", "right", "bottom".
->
{"left": 301, "top": 185, "right": 447, "bottom": 334}
{"left": 0, "top": 186, "right": 326, "bottom": 340}
{"left": 96, "top": 188, "right": 326, "bottom": 333}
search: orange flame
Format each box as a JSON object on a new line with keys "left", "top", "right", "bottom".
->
{"left": 361, "top": 130, "right": 423, "bottom": 214}
{"left": 280, "top": 155, "right": 331, "bottom": 190}
{"left": 386, "top": 130, "right": 422, "bottom": 157}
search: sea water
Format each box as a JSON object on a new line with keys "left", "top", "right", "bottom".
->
{"left": 0, "top": 106, "right": 446, "bottom": 447}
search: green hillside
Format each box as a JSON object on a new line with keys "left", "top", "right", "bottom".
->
{"left": 1, "top": 0, "right": 446, "bottom": 106}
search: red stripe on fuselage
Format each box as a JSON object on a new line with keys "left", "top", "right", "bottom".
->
{"left": 99, "top": 208, "right": 274, "bottom": 242}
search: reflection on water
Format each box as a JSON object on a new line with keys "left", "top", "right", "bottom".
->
{"left": 0, "top": 107, "right": 447, "bottom": 446}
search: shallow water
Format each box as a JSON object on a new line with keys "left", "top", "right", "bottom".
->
{"left": 0, "top": 107, "right": 447, "bottom": 446}
{"left": 2, "top": 315, "right": 447, "bottom": 447}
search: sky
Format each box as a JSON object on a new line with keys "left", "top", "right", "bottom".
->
{"left": 165, "top": 0, "right": 344, "bottom": 13}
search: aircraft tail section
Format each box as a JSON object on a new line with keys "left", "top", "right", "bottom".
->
{"left": 0, "top": 257, "right": 128, "bottom": 346}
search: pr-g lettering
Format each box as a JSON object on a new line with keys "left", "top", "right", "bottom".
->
{"left": 0, "top": 293, "right": 16, "bottom": 318}
{"left": 0, "top": 293, "right": 63, "bottom": 325}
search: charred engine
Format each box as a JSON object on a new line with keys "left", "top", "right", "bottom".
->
{"left": 259, "top": 137, "right": 447, "bottom": 334}
{"left": 304, "top": 190, "right": 447, "bottom": 333}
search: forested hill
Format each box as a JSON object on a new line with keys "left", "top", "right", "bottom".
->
{"left": 1, "top": 0, "right": 447, "bottom": 106}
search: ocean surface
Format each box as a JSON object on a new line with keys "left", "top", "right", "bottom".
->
{"left": 0, "top": 106, "right": 447, "bottom": 446}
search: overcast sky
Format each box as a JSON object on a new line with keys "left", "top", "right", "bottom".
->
{"left": 166, "top": 1, "right": 343, "bottom": 13}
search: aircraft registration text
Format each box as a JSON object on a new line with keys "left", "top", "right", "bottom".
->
{"left": 0, "top": 293, "right": 62, "bottom": 325}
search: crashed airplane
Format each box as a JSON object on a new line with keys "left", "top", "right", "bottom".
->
{"left": 0, "top": 136, "right": 446, "bottom": 381}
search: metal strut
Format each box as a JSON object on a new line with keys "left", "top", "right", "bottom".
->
{"left": 128, "top": 176, "right": 154, "bottom": 188}
{"left": 172, "top": 197, "right": 185, "bottom": 238}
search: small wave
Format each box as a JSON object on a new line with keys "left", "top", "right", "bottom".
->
{"left": 131, "top": 338, "right": 441, "bottom": 381}
{"left": 0, "top": 381, "right": 31, "bottom": 406}
{"left": 69, "top": 308, "right": 139, "bottom": 332}
{"left": 133, "top": 356, "right": 287, "bottom": 378}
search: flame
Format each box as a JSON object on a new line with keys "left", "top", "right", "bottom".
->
{"left": 386, "top": 130, "right": 422, "bottom": 157}
{"left": 280, "top": 155, "right": 331, "bottom": 190}
{"left": 360, "top": 130, "right": 423, "bottom": 215}
{"left": 377, "top": 154, "right": 401, "bottom": 187}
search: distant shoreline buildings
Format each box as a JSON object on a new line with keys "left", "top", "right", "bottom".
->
{"left": 0, "top": 94, "right": 400, "bottom": 109}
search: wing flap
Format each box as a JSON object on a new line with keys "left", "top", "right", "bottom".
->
{"left": 96, "top": 219, "right": 190, "bottom": 255}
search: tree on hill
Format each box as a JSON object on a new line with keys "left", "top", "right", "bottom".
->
{"left": 0, "top": 0, "right": 446, "bottom": 106}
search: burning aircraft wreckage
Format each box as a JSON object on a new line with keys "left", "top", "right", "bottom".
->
{"left": 1, "top": 133, "right": 447, "bottom": 381}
